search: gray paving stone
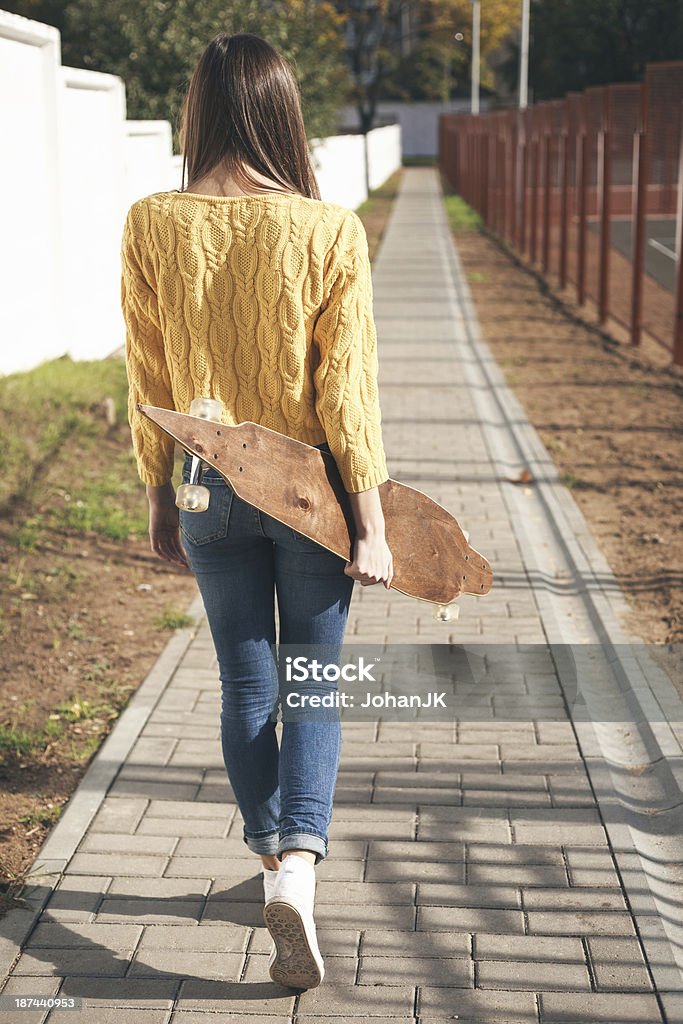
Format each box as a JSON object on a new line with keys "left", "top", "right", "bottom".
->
{"left": 296, "top": 981, "right": 416, "bottom": 1016}
{"left": 417, "top": 906, "right": 525, "bottom": 933}
{"left": 373, "top": 786, "right": 464, "bottom": 805}
{"left": 361, "top": 954, "right": 472, "bottom": 987}
{"left": 107, "top": 876, "right": 211, "bottom": 898}
{"left": 368, "top": 840, "right": 464, "bottom": 861}
{"left": 526, "top": 911, "right": 637, "bottom": 936}
{"left": 58, "top": 976, "right": 178, "bottom": 1006}
{"left": 48, "top": 1010, "right": 170, "bottom": 1024}
{"left": 172, "top": 1015, "right": 290, "bottom": 1024}
{"left": 521, "top": 888, "right": 627, "bottom": 911}
{"left": 538, "top": 991, "right": 663, "bottom": 1022}
{"left": 418, "top": 987, "right": 538, "bottom": 1021}
{"left": 137, "top": 816, "right": 229, "bottom": 837}
{"left": 462, "top": 789, "right": 551, "bottom": 807}
{"left": 176, "top": 978, "right": 295, "bottom": 1013}
{"left": 417, "top": 883, "right": 521, "bottom": 908}
{"left": 96, "top": 898, "right": 203, "bottom": 924}
{"left": 108, "top": 779, "right": 200, "bottom": 800}
{"left": 88, "top": 798, "right": 148, "bottom": 833}
{"left": 13, "top": 948, "right": 129, "bottom": 976}
{"left": 0, "top": 977, "right": 60, "bottom": 1024}
{"left": 474, "top": 933, "right": 585, "bottom": 962}
{"left": 465, "top": 843, "right": 564, "bottom": 865}
{"left": 361, "top": 929, "right": 470, "bottom": 958}
{"left": 468, "top": 863, "right": 568, "bottom": 886}
{"left": 25, "top": 922, "right": 142, "bottom": 948}
{"left": 586, "top": 936, "right": 653, "bottom": 992}
{"left": 78, "top": 832, "right": 177, "bottom": 854}
{"left": 366, "top": 859, "right": 465, "bottom": 883}
{"left": 41, "top": 875, "right": 110, "bottom": 921}
{"left": 418, "top": 743, "right": 500, "bottom": 759}
{"left": 477, "top": 958, "right": 591, "bottom": 990}
{"left": 564, "top": 846, "right": 621, "bottom": 886}
{"left": 315, "top": 881, "right": 416, "bottom": 904}
{"left": 128, "top": 949, "right": 243, "bottom": 979}
{"left": 66, "top": 852, "right": 169, "bottom": 876}
{"left": 314, "top": 903, "right": 416, "bottom": 929}
{"left": 138, "top": 924, "right": 250, "bottom": 951}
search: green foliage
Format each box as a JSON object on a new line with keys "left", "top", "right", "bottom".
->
{"left": 500, "top": 0, "right": 683, "bottom": 101}
{"left": 5, "top": 0, "right": 351, "bottom": 152}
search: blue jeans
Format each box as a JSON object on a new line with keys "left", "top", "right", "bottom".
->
{"left": 178, "top": 444, "right": 354, "bottom": 864}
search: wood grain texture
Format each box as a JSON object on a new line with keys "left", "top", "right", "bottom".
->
{"left": 138, "top": 404, "right": 493, "bottom": 606}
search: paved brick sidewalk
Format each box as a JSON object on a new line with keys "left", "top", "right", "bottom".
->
{"left": 2, "top": 167, "right": 681, "bottom": 1023}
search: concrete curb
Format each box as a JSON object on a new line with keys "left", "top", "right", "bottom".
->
{"left": 436, "top": 198, "right": 683, "bottom": 1003}
{"left": 0, "top": 590, "right": 206, "bottom": 981}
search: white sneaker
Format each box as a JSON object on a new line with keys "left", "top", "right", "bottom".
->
{"left": 262, "top": 867, "right": 280, "bottom": 903}
{"left": 263, "top": 854, "right": 325, "bottom": 989}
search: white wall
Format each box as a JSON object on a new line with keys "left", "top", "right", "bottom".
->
{"left": 366, "top": 124, "right": 402, "bottom": 191}
{"left": 341, "top": 100, "right": 482, "bottom": 157}
{"left": 0, "top": 11, "right": 403, "bottom": 375}
{"left": 59, "top": 67, "right": 127, "bottom": 360}
{"left": 0, "top": 11, "right": 64, "bottom": 376}
{"left": 310, "top": 133, "right": 367, "bottom": 210}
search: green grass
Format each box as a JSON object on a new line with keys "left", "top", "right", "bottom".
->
{"left": 443, "top": 194, "right": 482, "bottom": 232}
{"left": 0, "top": 354, "right": 130, "bottom": 514}
{"left": 402, "top": 155, "right": 437, "bottom": 166}
{"left": 355, "top": 167, "right": 404, "bottom": 219}
{"left": 155, "top": 607, "right": 195, "bottom": 631}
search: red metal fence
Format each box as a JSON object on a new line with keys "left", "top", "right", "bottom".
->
{"left": 438, "top": 62, "right": 683, "bottom": 365}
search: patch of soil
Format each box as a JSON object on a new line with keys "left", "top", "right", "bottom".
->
{"left": 453, "top": 226, "right": 683, "bottom": 645}
{"left": 0, "top": 423, "right": 199, "bottom": 918}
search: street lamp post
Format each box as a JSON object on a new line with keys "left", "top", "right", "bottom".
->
{"left": 471, "top": 0, "right": 481, "bottom": 115}
{"left": 519, "top": 0, "right": 530, "bottom": 108}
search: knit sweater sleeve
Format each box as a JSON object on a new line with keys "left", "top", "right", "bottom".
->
{"left": 312, "top": 210, "right": 390, "bottom": 493}
{"left": 120, "top": 205, "right": 176, "bottom": 487}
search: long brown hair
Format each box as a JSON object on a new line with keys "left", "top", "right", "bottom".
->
{"left": 178, "top": 32, "right": 321, "bottom": 200}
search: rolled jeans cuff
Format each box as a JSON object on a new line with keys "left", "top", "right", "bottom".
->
{"left": 278, "top": 831, "right": 328, "bottom": 865}
{"left": 243, "top": 828, "right": 280, "bottom": 856}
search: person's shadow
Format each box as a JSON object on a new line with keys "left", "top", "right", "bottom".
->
{"left": 11, "top": 872, "right": 298, "bottom": 1006}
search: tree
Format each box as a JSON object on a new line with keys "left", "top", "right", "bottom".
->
{"left": 5, "top": 0, "right": 351, "bottom": 149}
{"left": 348, "top": 0, "right": 518, "bottom": 109}
{"left": 500, "top": 0, "right": 683, "bottom": 102}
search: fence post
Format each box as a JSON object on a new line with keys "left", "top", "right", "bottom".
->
{"left": 598, "top": 89, "right": 611, "bottom": 324}
{"left": 542, "top": 132, "right": 552, "bottom": 273}
{"left": 577, "top": 128, "right": 588, "bottom": 306}
{"left": 673, "top": 101, "right": 683, "bottom": 365}
{"left": 529, "top": 136, "right": 539, "bottom": 263}
{"left": 481, "top": 132, "right": 489, "bottom": 223}
{"left": 630, "top": 128, "right": 647, "bottom": 347}
{"left": 559, "top": 131, "right": 569, "bottom": 289}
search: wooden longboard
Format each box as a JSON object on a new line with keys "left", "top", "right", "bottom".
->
{"left": 138, "top": 404, "right": 493, "bottom": 607}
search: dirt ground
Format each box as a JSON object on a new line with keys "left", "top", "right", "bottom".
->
{"left": 0, "top": 421, "right": 199, "bottom": 915}
{"left": 453, "top": 225, "right": 683, "bottom": 646}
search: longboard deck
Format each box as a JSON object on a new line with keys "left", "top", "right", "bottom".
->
{"left": 138, "top": 404, "right": 493, "bottom": 606}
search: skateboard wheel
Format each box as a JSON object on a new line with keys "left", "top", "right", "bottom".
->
{"left": 433, "top": 603, "right": 460, "bottom": 622}
{"left": 189, "top": 396, "right": 224, "bottom": 421}
{"left": 175, "top": 482, "right": 211, "bottom": 513}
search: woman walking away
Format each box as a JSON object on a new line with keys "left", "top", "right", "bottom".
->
{"left": 120, "top": 31, "right": 393, "bottom": 991}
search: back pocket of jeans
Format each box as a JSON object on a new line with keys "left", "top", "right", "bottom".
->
{"left": 179, "top": 474, "right": 234, "bottom": 546}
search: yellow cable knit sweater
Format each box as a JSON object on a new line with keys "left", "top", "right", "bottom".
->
{"left": 120, "top": 190, "right": 389, "bottom": 493}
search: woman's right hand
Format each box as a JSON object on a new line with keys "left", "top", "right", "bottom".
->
{"left": 344, "top": 532, "right": 394, "bottom": 589}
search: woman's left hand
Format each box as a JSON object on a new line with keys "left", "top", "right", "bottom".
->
{"left": 147, "top": 483, "right": 190, "bottom": 568}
